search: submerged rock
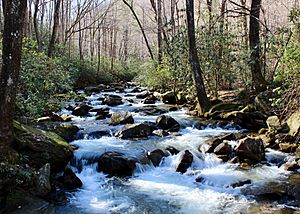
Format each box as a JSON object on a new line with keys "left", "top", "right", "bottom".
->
{"left": 147, "top": 149, "right": 166, "bottom": 167}
{"left": 13, "top": 121, "right": 73, "bottom": 172}
{"left": 156, "top": 115, "right": 180, "bottom": 132}
{"left": 110, "top": 111, "right": 134, "bottom": 125}
{"left": 97, "top": 152, "right": 136, "bottom": 176}
{"left": 176, "top": 150, "right": 193, "bottom": 173}
{"left": 235, "top": 137, "right": 265, "bottom": 163}
{"left": 103, "top": 95, "right": 123, "bottom": 106}
{"left": 115, "top": 123, "right": 155, "bottom": 139}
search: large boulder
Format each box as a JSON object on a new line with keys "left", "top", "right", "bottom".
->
{"left": 35, "top": 164, "right": 51, "bottom": 196}
{"left": 13, "top": 121, "right": 73, "bottom": 172}
{"left": 235, "top": 137, "right": 265, "bottom": 163}
{"left": 72, "top": 104, "right": 92, "bottom": 116}
{"left": 147, "top": 149, "right": 166, "bottom": 167}
{"left": 115, "top": 123, "right": 155, "bottom": 139}
{"left": 156, "top": 115, "right": 180, "bottom": 132}
{"left": 103, "top": 95, "right": 123, "bottom": 106}
{"left": 286, "top": 110, "right": 300, "bottom": 137}
{"left": 176, "top": 150, "right": 193, "bottom": 173}
{"left": 37, "top": 122, "right": 79, "bottom": 142}
{"left": 97, "top": 152, "right": 137, "bottom": 176}
{"left": 110, "top": 111, "right": 134, "bottom": 125}
{"left": 161, "top": 91, "right": 177, "bottom": 104}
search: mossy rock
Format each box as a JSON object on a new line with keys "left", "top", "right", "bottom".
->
{"left": 209, "top": 103, "right": 243, "bottom": 114}
{"left": 13, "top": 121, "right": 73, "bottom": 172}
{"left": 37, "top": 122, "right": 79, "bottom": 142}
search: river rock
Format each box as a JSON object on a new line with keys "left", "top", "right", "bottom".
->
{"left": 231, "top": 179, "right": 251, "bottom": 188}
{"left": 176, "top": 150, "right": 193, "bottom": 173}
{"left": 143, "top": 95, "right": 157, "bottom": 104}
{"left": 135, "top": 106, "right": 168, "bottom": 116}
{"left": 86, "top": 130, "right": 111, "bottom": 139}
{"left": 209, "top": 103, "right": 242, "bottom": 114}
{"left": 266, "top": 116, "right": 282, "bottom": 133}
{"left": 147, "top": 149, "right": 166, "bottom": 167}
{"left": 110, "top": 111, "right": 134, "bottom": 125}
{"left": 214, "top": 141, "right": 232, "bottom": 156}
{"left": 35, "top": 164, "right": 51, "bottom": 196}
{"left": 152, "top": 129, "right": 169, "bottom": 137}
{"left": 166, "top": 146, "right": 180, "bottom": 155}
{"left": 156, "top": 115, "right": 180, "bottom": 132}
{"left": 97, "top": 152, "right": 136, "bottom": 176}
{"left": 286, "top": 110, "right": 300, "bottom": 137}
{"left": 235, "top": 137, "right": 265, "bottom": 163}
{"left": 72, "top": 104, "right": 92, "bottom": 116}
{"left": 60, "top": 168, "right": 83, "bottom": 190}
{"left": 84, "top": 86, "right": 101, "bottom": 95}
{"left": 161, "top": 91, "right": 177, "bottom": 104}
{"left": 13, "top": 121, "right": 73, "bottom": 172}
{"left": 103, "top": 95, "right": 123, "bottom": 106}
{"left": 115, "top": 123, "right": 155, "bottom": 139}
{"left": 279, "top": 143, "right": 298, "bottom": 153}
{"left": 136, "top": 91, "right": 150, "bottom": 99}
{"left": 221, "top": 111, "right": 267, "bottom": 131}
{"left": 199, "top": 133, "right": 236, "bottom": 154}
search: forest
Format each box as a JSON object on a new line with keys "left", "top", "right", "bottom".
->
{"left": 0, "top": 0, "right": 299, "bottom": 213}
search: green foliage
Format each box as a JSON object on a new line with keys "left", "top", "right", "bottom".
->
{"left": 17, "top": 38, "right": 78, "bottom": 118}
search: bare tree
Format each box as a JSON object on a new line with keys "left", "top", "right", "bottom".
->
{"left": 186, "top": 0, "right": 211, "bottom": 114}
{"left": 0, "top": 0, "right": 27, "bottom": 157}
{"left": 122, "top": 0, "right": 154, "bottom": 61}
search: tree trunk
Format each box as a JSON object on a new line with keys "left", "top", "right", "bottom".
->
{"left": 157, "top": 0, "right": 163, "bottom": 64}
{"left": 249, "top": 0, "right": 267, "bottom": 91}
{"left": 33, "top": 0, "right": 42, "bottom": 51}
{"left": 186, "top": 0, "right": 211, "bottom": 114}
{"left": 0, "top": 0, "right": 27, "bottom": 156}
{"left": 48, "top": 0, "right": 62, "bottom": 57}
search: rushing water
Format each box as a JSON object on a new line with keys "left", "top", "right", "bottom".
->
{"left": 56, "top": 87, "right": 295, "bottom": 214}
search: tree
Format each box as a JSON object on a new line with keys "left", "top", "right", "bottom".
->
{"left": 186, "top": 0, "right": 211, "bottom": 114}
{"left": 0, "top": 0, "right": 27, "bottom": 156}
{"left": 122, "top": 0, "right": 154, "bottom": 61}
{"left": 48, "top": 0, "right": 62, "bottom": 57}
{"left": 249, "top": 0, "right": 267, "bottom": 91}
